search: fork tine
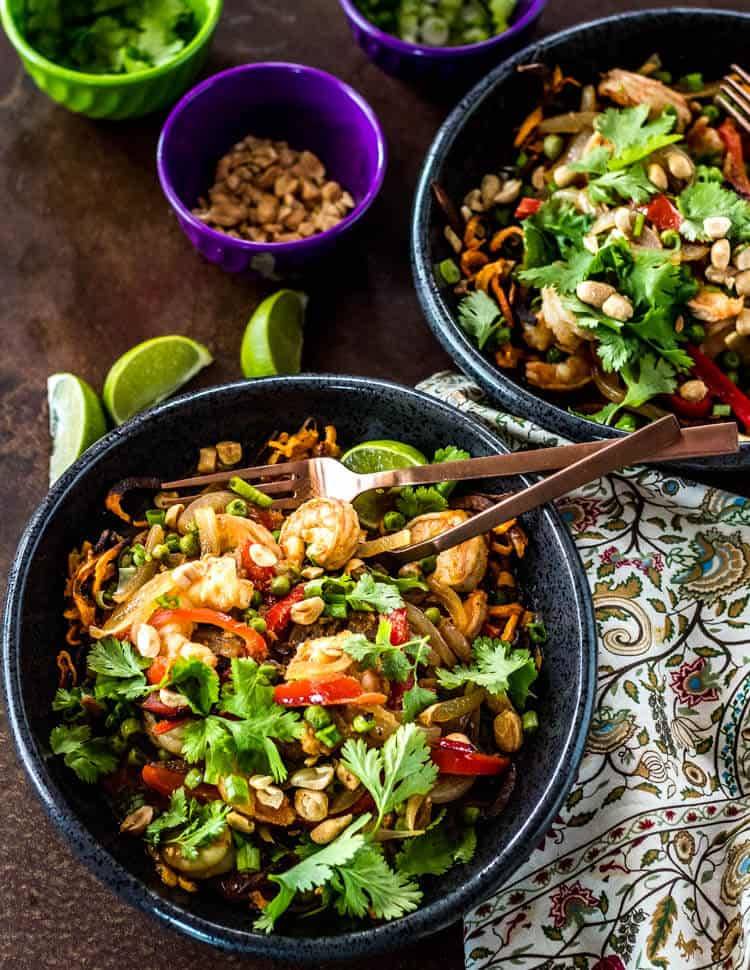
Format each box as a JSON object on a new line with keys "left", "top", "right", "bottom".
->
{"left": 271, "top": 498, "right": 305, "bottom": 510}
{"left": 161, "top": 458, "right": 311, "bottom": 490}
{"left": 717, "top": 92, "right": 750, "bottom": 134}
{"left": 718, "top": 70, "right": 750, "bottom": 135}
{"left": 731, "top": 63, "right": 750, "bottom": 87}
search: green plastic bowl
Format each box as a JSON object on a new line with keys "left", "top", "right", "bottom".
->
{"left": 0, "top": 0, "right": 223, "bottom": 120}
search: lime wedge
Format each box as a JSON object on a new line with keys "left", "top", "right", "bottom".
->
{"left": 48, "top": 373, "right": 108, "bottom": 485}
{"left": 102, "top": 335, "right": 213, "bottom": 425}
{"left": 241, "top": 289, "right": 306, "bottom": 378}
{"left": 341, "top": 439, "right": 427, "bottom": 529}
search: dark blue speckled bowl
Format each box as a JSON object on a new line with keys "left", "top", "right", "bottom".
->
{"left": 412, "top": 8, "right": 750, "bottom": 473}
{"left": 3, "top": 376, "right": 595, "bottom": 959}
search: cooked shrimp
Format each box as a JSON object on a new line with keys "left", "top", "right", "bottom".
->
{"left": 217, "top": 514, "right": 281, "bottom": 557}
{"left": 687, "top": 288, "right": 744, "bottom": 323}
{"left": 541, "top": 286, "right": 593, "bottom": 353}
{"left": 687, "top": 116, "right": 724, "bottom": 158}
{"left": 408, "top": 510, "right": 488, "bottom": 593}
{"left": 279, "top": 498, "right": 361, "bottom": 570}
{"left": 522, "top": 314, "right": 555, "bottom": 352}
{"left": 598, "top": 69, "right": 691, "bottom": 129}
{"left": 185, "top": 555, "right": 254, "bottom": 613}
{"left": 526, "top": 353, "right": 592, "bottom": 391}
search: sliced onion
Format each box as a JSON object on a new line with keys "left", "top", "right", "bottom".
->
{"left": 329, "top": 786, "right": 364, "bottom": 815}
{"left": 216, "top": 514, "right": 281, "bottom": 556}
{"left": 112, "top": 524, "right": 163, "bottom": 604}
{"left": 285, "top": 655, "right": 352, "bottom": 681}
{"left": 418, "top": 691, "right": 484, "bottom": 726}
{"left": 430, "top": 775, "right": 476, "bottom": 804}
{"left": 369, "top": 705, "right": 401, "bottom": 743}
{"left": 178, "top": 491, "right": 235, "bottom": 533}
{"left": 405, "top": 603, "right": 456, "bottom": 668}
{"left": 194, "top": 506, "right": 220, "bottom": 557}
{"left": 538, "top": 111, "right": 598, "bottom": 134}
{"left": 357, "top": 529, "right": 411, "bottom": 558}
{"left": 373, "top": 828, "right": 426, "bottom": 842}
{"left": 439, "top": 618, "right": 473, "bottom": 662}
{"left": 90, "top": 571, "right": 177, "bottom": 639}
{"left": 592, "top": 362, "right": 625, "bottom": 404}
{"left": 591, "top": 211, "right": 617, "bottom": 235}
{"left": 679, "top": 244, "right": 709, "bottom": 262}
{"left": 427, "top": 578, "right": 469, "bottom": 637}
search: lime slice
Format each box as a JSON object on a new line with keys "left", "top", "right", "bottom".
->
{"left": 341, "top": 439, "right": 427, "bottom": 529}
{"left": 48, "top": 373, "right": 108, "bottom": 485}
{"left": 241, "top": 289, "right": 306, "bottom": 378}
{"left": 103, "top": 335, "right": 213, "bottom": 425}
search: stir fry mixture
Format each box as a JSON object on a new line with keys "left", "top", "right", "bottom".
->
{"left": 438, "top": 59, "right": 750, "bottom": 433}
{"left": 49, "top": 422, "right": 544, "bottom": 933}
{"left": 355, "top": 0, "right": 517, "bottom": 47}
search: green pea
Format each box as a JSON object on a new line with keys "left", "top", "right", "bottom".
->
{"left": 352, "top": 714, "right": 375, "bottom": 733}
{"left": 462, "top": 805, "right": 481, "bottom": 824}
{"left": 270, "top": 574, "right": 291, "bottom": 597}
{"left": 419, "top": 555, "right": 437, "bottom": 574}
{"left": 437, "top": 258, "right": 460, "bottom": 285}
{"left": 304, "top": 705, "right": 332, "bottom": 730}
{"left": 545, "top": 346, "right": 564, "bottom": 364}
{"left": 687, "top": 323, "right": 706, "bottom": 343}
{"left": 615, "top": 414, "right": 637, "bottom": 432}
{"left": 722, "top": 350, "right": 741, "bottom": 370}
{"left": 424, "top": 606, "right": 442, "bottom": 625}
{"left": 179, "top": 532, "right": 199, "bottom": 556}
{"left": 184, "top": 768, "right": 203, "bottom": 789}
{"left": 225, "top": 498, "right": 248, "bottom": 517}
{"left": 383, "top": 510, "right": 406, "bottom": 532}
{"left": 522, "top": 710, "right": 540, "bottom": 732}
{"left": 249, "top": 617, "right": 267, "bottom": 634}
{"left": 703, "top": 104, "right": 720, "bottom": 123}
{"left": 119, "top": 717, "right": 141, "bottom": 740}
{"left": 679, "top": 72, "right": 704, "bottom": 92}
{"left": 543, "top": 134, "right": 564, "bottom": 161}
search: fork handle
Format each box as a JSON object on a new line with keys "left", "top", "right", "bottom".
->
{"left": 360, "top": 422, "right": 737, "bottom": 492}
{"left": 387, "top": 415, "right": 682, "bottom": 564}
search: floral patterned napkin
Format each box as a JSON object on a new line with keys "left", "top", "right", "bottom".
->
{"left": 418, "top": 371, "right": 750, "bottom": 970}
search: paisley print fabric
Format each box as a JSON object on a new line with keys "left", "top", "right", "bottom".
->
{"left": 418, "top": 372, "right": 750, "bottom": 970}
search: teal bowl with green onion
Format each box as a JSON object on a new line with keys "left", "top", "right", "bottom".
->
{"left": 0, "top": 0, "right": 223, "bottom": 120}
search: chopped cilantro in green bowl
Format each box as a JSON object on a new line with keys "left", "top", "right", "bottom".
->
{"left": 0, "top": 0, "right": 223, "bottom": 119}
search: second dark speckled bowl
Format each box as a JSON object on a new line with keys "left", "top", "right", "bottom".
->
{"left": 3, "top": 376, "right": 595, "bottom": 960}
{"left": 412, "top": 8, "right": 750, "bottom": 473}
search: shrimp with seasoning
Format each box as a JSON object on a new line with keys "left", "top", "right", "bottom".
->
{"left": 279, "top": 497, "right": 361, "bottom": 570}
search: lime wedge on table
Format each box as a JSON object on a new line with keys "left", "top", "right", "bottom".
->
{"left": 48, "top": 373, "right": 107, "bottom": 485}
{"left": 241, "top": 289, "right": 306, "bottom": 378}
{"left": 103, "top": 336, "right": 213, "bottom": 426}
{"left": 341, "top": 440, "right": 427, "bottom": 529}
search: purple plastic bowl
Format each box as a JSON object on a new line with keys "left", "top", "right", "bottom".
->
{"left": 337, "top": 0, "right": 547, "bottom": 84}
{"left": 157, "top": 63, "right": 387, "bottom": 275}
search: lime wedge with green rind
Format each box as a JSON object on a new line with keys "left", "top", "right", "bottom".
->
{"left": 102, "top": 335, "right": 213, "bottom": 426}
{"left": 241, "top": 289, "right": 306, "bottom": 378}
{"left": 48, "top": 373, "right": 108, "bottom": 485}
{"left": 341, "top": 439, "right": 427, "bottom": 529}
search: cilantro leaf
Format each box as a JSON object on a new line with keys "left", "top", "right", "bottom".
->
{"left": 254, "top": 815, "right": 370, "bottom": 933}
{"left": 395, "top": 485, "right": 448, "bottom": 519}
{"left": 49, "top": 724, "right": 118, "bottom": 784}
{"left": 678, "top": 181, "right": 750, "bottom": 241}
{"left": 402, "top": 684, "right": 437, "bottom": 723}
{"left": 181, "top": 716, "right": 235, "bottom": 783}
{"left": 341, "top": 723, "right": 438, "bottom": 829}
{"left": 331, "top": 844, "right": 422, "bottom": 920}
{"left": 433, "top": 445, "right": 470, "bottom": 464}
{"left": 596, "top": 330, "right": 640, "bottom": 371}
{"left": 522, "top": 198, "right": 593, "bottom": 269}
{"left": 457, "top": 290, "right": 504, "bottom": 350}
{"left": 220, "top": 657, "right": 278, "bottom": 719}
{"left": 167, "top": 658, "right": 219, "bottom": 716}
{"left": 587, "top": 164, "right": 657, "bottom": 205}
{"left": 436, "top": 637, "right": 538, "bottom": 709}
{"left": 88, "top": 637, "right": 148, "bottom": 679}
{"left": 145, "top": 788, "right": 189, "bottom": 845}
{"left": 168, "top": 800, "right": 230, "bottom": 860}
{"left": 52, "top": 687, "right": 87, "bottom": 717}
{"left": 345, "top": 574, "right": 404, "bottom": 614}
{"left": 518, "top": 248, "right": 597, "bottom": 294}
{"left": 342, "top": 619, "right": 431, "bottom": 686}
{"left": 597, "top": 105, "right": 680, "bottom": 169}
{"left": 396, "top": 820, "right": 477, "bottom": 876}
{"left": 620, "top": 352, "right": 677, "bottom": 409}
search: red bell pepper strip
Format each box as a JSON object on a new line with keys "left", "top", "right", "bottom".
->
{"left": 514, "top": 197, "right": 542, "bottom": 220}
{"left": 149, "top": 607, "right": 267, "bottom": 659}
{"left": 147, "top": 657, "right": 169, "bottom": 686}
{"left": 141, "top": 763, "right": 217, "bottom": 802}
{"left": 688, "top": 345, "right": 750, "bottom": 432}
{"left": 240, "top": 540, "right": 276, "bottom": 589}
{"left": 153, "top": 717, "right": 191, "bottom": 735}
{"left": 431, "top": 738, "right": 510, "bottom": 776}
{"left": 646, "top": 194, "right": 682, "bottom": 231}
{"left": 388, "top": 607, "right": 410, "bottom": 646}
{"left": 274, "top": 675, "right": 387, "bottom": 708}
{"left": 141, "top": 693, "right": 189, "bottom": 718}
{"left": 668, "top": 392, "right": 712, "bottom": 420}
{"left": 719, "top": 118, "right": 750, "bottom": 197}
{"left": 263, "top": 584, "right": 306, "bottom": 637}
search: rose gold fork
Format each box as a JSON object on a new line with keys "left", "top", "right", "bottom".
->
{"left": 383, "top": 414, "right": 682, "bottom": 565}
{"left": 717, "top": 64, "right": 750, "bottom": 132}
{"left": 161, "top": 422, "right": 737, "bottom": 510}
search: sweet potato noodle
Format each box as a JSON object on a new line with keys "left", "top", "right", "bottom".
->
{"left": 50, "top": 420, "right": 546, "bottom": 933}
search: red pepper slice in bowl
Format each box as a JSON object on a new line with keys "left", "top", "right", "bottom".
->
{"left": 688, "top": 345, "right": 750, "bottom": 432}
{"left": 719, "top": 118, "right": 750, "bottom": 197}
{"left": 274, "top": 675, "right": 387, "bottom": 708}
{"left": 149, "top": 607, "right": 267, "bottom": 659}
{"left": 141, "top": 763, "right": 217, "bottom": 802}
{"left": 646, "top": 194, "right": 682, "bottom": 231}
{"left": 431, "top": 738, "right": 510, "bottom": 776}
{"left": 667, "top": 392, "right": 712, "bottom": 420}
{"left": 515, "top": 197, "right": 542, "bottom": 220}
{"left": 264, "top": 585, "right": 306, "bottom": 638}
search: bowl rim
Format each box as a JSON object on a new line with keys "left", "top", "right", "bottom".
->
{"left": 337, "top": 0, "right": 547, "bottom": 58}
{"left": 0, "top": 0, "right": 223, "bottom": 86}
{"left": 156, "top": 62, "right": 388, "bottom": 256}
{"left": 3, "top": 374, "right": 596, "bottom": 959}
{"left": 411, "top": 7, "right": 750, "bottom": 469}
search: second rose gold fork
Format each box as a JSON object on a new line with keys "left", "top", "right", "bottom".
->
{"left": 161, "top": 422, "right": 738, "bottom": 510}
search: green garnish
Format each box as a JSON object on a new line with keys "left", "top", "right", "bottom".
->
{"left": 145, "top": 788, "right": 230, "bottom": 860}
{"left": 456, "top": 290, "right": 506, "bottom": 350}
{"left": 49, "top": 723, "right": 119, "bottom": 783}
{"left": 436, "top": 636, "right": 538, "bottom": 709}
{"left": 229, "top": 476, "right": 273, "bottom": 508}
{"left": 87, "top": 637, "right": 150, "bottom": 702}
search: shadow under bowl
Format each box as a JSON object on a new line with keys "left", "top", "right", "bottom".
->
{"left": 157, "top": 63, "right": 387, "bottom": 276}
{"left": 412, "top": 8, "right": 750, "bottom": 472}
{"left": 3, "top": 376, "right": 595, "bottom": 959}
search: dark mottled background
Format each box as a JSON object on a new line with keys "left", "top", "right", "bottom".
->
{"left": 1, "top": 1, "right": 748, "bottom": 967}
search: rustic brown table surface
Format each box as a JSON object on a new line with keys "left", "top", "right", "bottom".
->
{"left": 1, "top": 1, "right": 748, "bottom": 967}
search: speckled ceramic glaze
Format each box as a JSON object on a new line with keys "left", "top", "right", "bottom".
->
{"left": 3, "top": 377, "right": 595, "bottom": 959}
{"left": 412, "top": 9, "right": 750, "bottom": 473}
{"left": 337, "top": 0, "right": 546, "bottom": 86}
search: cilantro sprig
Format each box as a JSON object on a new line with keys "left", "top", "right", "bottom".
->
{"left": 145, "top": 788, "right": 230, "bottom": 860}
{"left": 49, "top": 723, "right": 119, "bottom": 783}
{"left": 436, "top": 636, "right": 538, "bottom": 709}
